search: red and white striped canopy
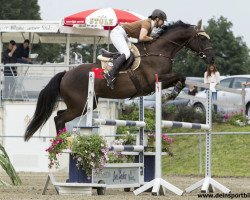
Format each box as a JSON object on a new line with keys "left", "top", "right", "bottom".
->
{"left": 64, "top": 8, "right": 146, "bottom": 28}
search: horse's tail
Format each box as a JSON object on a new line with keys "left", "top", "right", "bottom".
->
{"left": 24, "top": 71, "right": 66, "bottom": 141}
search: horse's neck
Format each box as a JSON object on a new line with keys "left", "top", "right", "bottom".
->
{"left": 134, "top": 28, "right": 194, "bottom": 76}
{"left": 152, "top": 28, "right": 194, "bottom": 56}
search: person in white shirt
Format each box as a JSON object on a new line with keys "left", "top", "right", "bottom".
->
{"left": 242, "top": 82, "right": 250, "bottom": 86}
{"left": 204, "top": 64, "right": 220, "bottom": 113}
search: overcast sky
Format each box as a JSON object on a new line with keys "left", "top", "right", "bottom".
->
{"left": 38, "top": 0, "right": 250, "bottom": 47}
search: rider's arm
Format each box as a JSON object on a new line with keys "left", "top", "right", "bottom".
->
{"left": 215, "top": 71, "right": 220, "bottom": 84}
{"left": 139, "top": 28, "right": 154, "bottom": 42}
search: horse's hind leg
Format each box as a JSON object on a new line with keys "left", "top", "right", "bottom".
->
{"left": 54, "top": 99, "right": 99, "bottom": 133}
{"left": 159, "top": 73, "right": 186, "bottom": 101}
{"left": 54, "top": 109, "right": 82, "bottom": 133}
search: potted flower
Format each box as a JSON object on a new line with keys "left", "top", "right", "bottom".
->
{"left": 46, "top": 129, "right": 109, "bottom": 178}
{"left": 71, "top": 134, "right": 109, "bottom": 177}
{"left": 46, "top": 128, "right": 72, "bottom": 168}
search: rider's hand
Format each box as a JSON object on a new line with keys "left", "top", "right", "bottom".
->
{"left": 152, "top": 35, "right": 159, "bottom": 41}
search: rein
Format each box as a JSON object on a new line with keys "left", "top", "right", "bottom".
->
{"left": 139, "top": 30, "right": 212, "bottom": 60}
{"left": 134, "top": 42, "right": 173, "bottom": 62}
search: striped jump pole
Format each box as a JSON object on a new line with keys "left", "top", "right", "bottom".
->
{"left": 134, "top": 80, "right": 184, "bottom": 196}
{"left": 93, "top": 118, "right": 146, "bottom": 127}
{"left": 162, "top": 121, "right": 210, "bottom": 130}
{"left": 109, "top": 145, "right": 144, "bottom": 152}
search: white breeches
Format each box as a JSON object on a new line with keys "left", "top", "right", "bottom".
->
{"left": 110, "top": 26, "right": 131, "bottom": 60}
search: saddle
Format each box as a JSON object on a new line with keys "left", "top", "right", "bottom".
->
{"left": 97, "top": 44, "right": 141, "bottom": 74}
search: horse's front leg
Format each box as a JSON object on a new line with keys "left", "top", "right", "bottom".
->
{"left": 158, "top": 73, "right": 186, "bottom": 102}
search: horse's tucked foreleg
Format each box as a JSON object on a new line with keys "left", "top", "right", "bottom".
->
{"left": 158, "top": 73, "right": 186, "bottom": 102}
{"left": 164, "top": 80, "right": 185, "bottom": 101}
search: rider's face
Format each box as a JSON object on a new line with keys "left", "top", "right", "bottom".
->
{"left": 155, "top": 19, "right": 164, "bottom": 28}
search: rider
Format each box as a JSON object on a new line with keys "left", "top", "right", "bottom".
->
{"left": 104, "top": 9, "right": 167, "bottom": 89}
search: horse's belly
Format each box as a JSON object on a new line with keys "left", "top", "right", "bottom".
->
{"left": 95, "top": 79, "right": 138, "bottom": 99}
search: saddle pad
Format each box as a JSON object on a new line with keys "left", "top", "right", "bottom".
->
{"left": 97, "top": 44, "right": 141, "bottom": 74}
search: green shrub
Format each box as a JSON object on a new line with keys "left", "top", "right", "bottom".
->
{"left": 227, "top": 113, "right": 248, "bottom": 126}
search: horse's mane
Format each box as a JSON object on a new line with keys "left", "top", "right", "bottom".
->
{"left": 157, "top": 20, "right": 192, "bottom": 36}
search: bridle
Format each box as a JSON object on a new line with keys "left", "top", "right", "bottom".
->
{"left": 139, "top": 30, "right": 213, "bottom": 61}
{"left": 164, "top": 30, "right": 213, "bottom": 59}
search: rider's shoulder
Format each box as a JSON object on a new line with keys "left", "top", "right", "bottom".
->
{"left": 141, "top": 19, "right": 151, "bottom": 28}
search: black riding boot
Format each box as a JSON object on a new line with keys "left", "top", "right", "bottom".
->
{"left": 104, "top": 54, "right": 126, "bottom": 89}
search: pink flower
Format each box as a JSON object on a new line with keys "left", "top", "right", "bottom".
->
{"left": 162, "top": 134, "right": 174, "bottom": 144}
{"left": 62, "top": 127, "right": 67, "bottom": 132}
{"left": 77, "top": 157, "right": 82, "bottom": 161}
{"left": 53, "top": 140, "right": 57, "bottom": 145}
{"left": 46, "top": 147, "right": 51, "bottom": 152}
{"left": 58, "top": 139, "right": 63, "bottom": 143}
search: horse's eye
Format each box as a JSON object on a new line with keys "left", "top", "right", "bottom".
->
{"left": 199, "top": 52, "right": 206, "bottom": 58}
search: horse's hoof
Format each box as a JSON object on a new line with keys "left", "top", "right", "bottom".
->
{"left": 162, "top": 94, "right": 172, "bottom": 102}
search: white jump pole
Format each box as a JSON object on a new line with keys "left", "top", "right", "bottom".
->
{"left": 134, "top": 80, "right": 183, "bottom": 196}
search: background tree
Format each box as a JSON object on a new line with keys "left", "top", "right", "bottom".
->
{"left": 0, "top": 0, "right": 40, "bottom": 20}
{"left": 173, "top": 16, "right": 250, "bottom": 76}
{"left": 0, "top": 0, "right": 64, "bottom": 63}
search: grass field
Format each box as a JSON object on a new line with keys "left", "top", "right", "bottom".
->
{"left": 163, "top": 123, "right": 250, "bottom": 177}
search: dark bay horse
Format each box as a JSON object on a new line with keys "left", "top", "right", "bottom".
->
{"left": 24, "top": 20, "right": 215, "bottom": 141}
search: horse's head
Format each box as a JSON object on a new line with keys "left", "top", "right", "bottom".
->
{"left": 156, "top": 20, "right": 215, "bottom": 64}
{"left": 185, "top": 20, "right": 215, "bottom": 64}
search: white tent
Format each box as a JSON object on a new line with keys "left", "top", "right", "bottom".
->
{"left": 0, "top": 20, "right": 110, "bottom": 64}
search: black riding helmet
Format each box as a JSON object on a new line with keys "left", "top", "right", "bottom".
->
{"left": 149, "top": 9, "right": 167, "bottom": 21}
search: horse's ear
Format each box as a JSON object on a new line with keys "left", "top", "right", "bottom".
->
{"left": 196, "top": 19, "right": 202, "bottom": 30}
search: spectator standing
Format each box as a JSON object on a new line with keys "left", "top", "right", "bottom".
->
{"left": 204, "top": 64, "right": 220, "bottom": 113}
{"left": 2, "top": 40, "right": 18, "bottom": 98}
{"left": 3, "top": 40, "right": 17, "bottom": 76}
{"left": 16, "top": 39, "right": 32, "bottom": 64}
{"left": 242, "top": 82, "right": 250, "bottom": 86}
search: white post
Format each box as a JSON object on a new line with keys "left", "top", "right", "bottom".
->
{"left": 185, "top": 89, "right": 230, "bottom": 194}
{"left": 155, "top": 82, "right": 162, "bottom": 178}
{"left": 0, "top": 32, "right": 2, "bottom": 64}
{"left": 66, "top": 34, "right": 70, "bottom": 65}
{"left": 242, "top": 85, "right": 246, "bottom": 117}
{"left": 139, "top": 96, "right": 144, "bottom": 183}
{"left": 86, "top": 72, "right": 95, "bottom": 127}
{"left": 205, "top": 90, "right": 212, "bottom": 178}
{"left": 107, "top": 29, "right": 110, "bottom": 51}
{"left": 93, "top": 37, "right": 97, "bottom": 63}
{"left": 133, "top": 81, "right": 183, "bottom": 196}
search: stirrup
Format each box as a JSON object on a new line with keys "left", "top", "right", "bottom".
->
{"left": 103, "top": 73, "right": 116, "bottom": 89}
